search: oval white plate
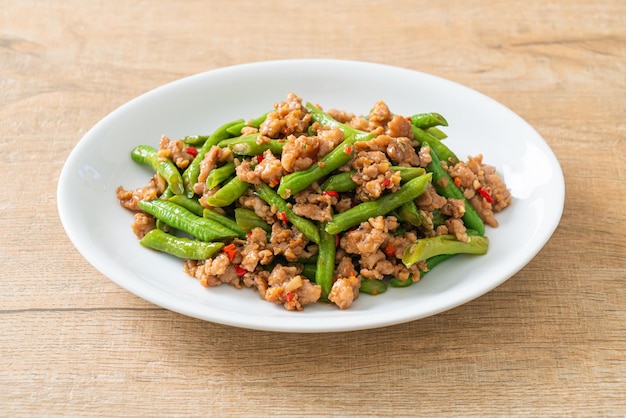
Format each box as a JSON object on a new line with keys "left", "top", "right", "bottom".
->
{"left": 57, "top": 59, "right": 564, "bottom": 333}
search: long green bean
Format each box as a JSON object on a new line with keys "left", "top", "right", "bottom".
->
{"left": 182, "top": 119, "right": 244, "bottom": 197}
{"left": 138, "top": 199, "right": 239, "bottom": 242}
{"left": 140, "top": 229, "right": 224, "bottom": 260}
{"left": 131, "top": 145, "right": 184, "bottom": 195}
{"left": 325, "top": 173, "right": 432, "bottom": 235}
{"left": 315, "top": 223, "right": 336, "bottom": 299}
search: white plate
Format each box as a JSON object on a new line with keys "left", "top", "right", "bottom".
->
{"left": 57, "top": 59, "right": 564, "bottom": 333}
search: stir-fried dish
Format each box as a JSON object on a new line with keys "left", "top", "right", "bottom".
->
{"left": 116, "top": 93, "right": 511, "bottom": 310}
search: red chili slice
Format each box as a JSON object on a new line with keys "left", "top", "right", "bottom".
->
{"left": 477, "top": 187, "right": 494, "bottom": 204}
{"left": 185, "top": 147, "right": 198, "bottom": 157}
{"left": 384, "top": 242, "right": 396, "bottom": 257}
{"left": 323, "top": 190, "right": 339, "bottom": 198}
{"left": 235, "top": 266, "right": 247, "bottom": 277}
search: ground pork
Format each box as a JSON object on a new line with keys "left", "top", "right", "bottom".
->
{"left": 158, "top": 135, "right": 196, "bottom": 170}
{"left": 197, "top": 146, "right": 232, "bottom": 184}
{"left": 444, "top": 218, "right": 470, "bottom": 243}
{"left": 326, "top": 109, "right": 354, "bottom": 123}
{"left": 130, "top": 212, "right": 155, "bottom": 239}
{"left": 184, "top": 253, "right": 241, "bottom": 288}
{"left": 238, "top": 191, "right": 275, "bottom": 223}
{"left": 280, "top": 134, "right": 320, "bottom": 173}
{"left": 359, "top": 250, "right": 395, "bottom": 279}
{"left": 446, "top": 154, "right": 512, "bottom": 227}
{"left": 330, "top": 197, "right": 351, "bottom": 214}
{"left": 235, "top": 149, "right": 283, "bottom": 186}
{"left": 240, "top": 227, "right": 274, "bottom": 272}
{"left": 440, "top": 198, "right": 466, "bottom": 219}
{"left": 259, "top": 92, "right": 311, "bottom": 138}
{"left": 368, "top": 100, "right": 393, "bottom": 128}
{"left": 292, "top": 188, "right": 337, "bottom": 222}
{"left": 281, "top": 125, "right": 344, "bottom": 173}
{"left": 355, "top": 134, "right": 423, "bottom": 167}
{"left": 242, "top": 268, "right": 270, "bottom": 299}
{"left": 415, "top": 184, "right": 447, "bottom": 211}
{"left": 386, "top": 114, "right": 414, "bottom": 139}
{"left": 269, "top": 222, "right": 310, "bottom": 261}
{"left": 350, "top": 150, "right": 401, "bottom": 201}
{"left": 328, "top": 273, "right": 360, "bottom": 310}
{"left": 315, "top": 125, "right": 345, "bottom": 157}
{"left": 115, "top": 176, "right": 161, "bottom": 211}
{"left": 340, "top": 216, "right": 399, "bottom": 255}
{"left": 263, "top": 264, "right": 321, "bottom": 311}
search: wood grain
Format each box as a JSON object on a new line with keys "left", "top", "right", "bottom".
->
{"left": 1, "top": 0, "right": 624, "bottom": 416}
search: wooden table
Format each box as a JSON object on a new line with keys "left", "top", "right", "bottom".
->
{"left": 2, "top": 1, "right": 624, "bottom": 416}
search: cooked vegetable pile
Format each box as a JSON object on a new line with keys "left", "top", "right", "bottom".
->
{"left": 117, "top": 93, "right": 511, "bottom": 310}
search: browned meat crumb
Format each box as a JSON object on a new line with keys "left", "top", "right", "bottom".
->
{"left": 184, "top": 253, "right": 242, "bottom": 289}
{"left": 235, "top": 149, "right": 284, "bottom": 186}
{"left": 386, "top": 114, "right": 414, "bottom": 139}
{"left": 240, "top": 227, "right": 274, "bottom": 272}
{"left": 115, "top": 176, "right": 160, "bottom": 211}
{"left": 130, "top": 212, "right": 155, "bottom": 239}
{"left": 238, "top": 191, "right": 275, "bottom": 223}
{"left": 197, "top": 146, "right": 232, "bottom": 184}
{"left": 158, "top": 135, "right": 196, "bottom": 170}
{"left": 328, "top": 273, "right": 360, "bottom": 310}
{"left": 264, "top": 264, "right": 321, "bottom": 311}
{"left": 292, "top": 188, "right": 336, "bottom": 222}
{"left": 415, "top": 184, "right": 447, "bottom": 211}
{"left": 269, "top": 222, "right": 310, "bottom": 261}
{"left": 351, "top": 150, "right": 401, "bottom": 201}
{"left": 447, "top": 154, "right": 511, "bottom": 227}
{"left": 281, "top": 134, "right": 320, "bottom": 173}
{"left": 259, "top": 92, "right": 312, "bottom": 138}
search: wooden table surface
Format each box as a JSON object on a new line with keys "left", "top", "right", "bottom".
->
{"left": 2, "top": 1, "right": 625, "bottom": 416}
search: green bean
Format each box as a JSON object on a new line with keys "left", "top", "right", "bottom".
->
{"left": 320, "top": 167, "right": 426, "bottom": 193}
{"left": 301, "top": 263, "right": 317, "bottom": 281}
{"left": 203, "top": 208, "right": 246, "bottom": 239}
{"left": 205, "top": 177, "right": 250, "bottom": 207}
{"left": 234, "top": 208, "right": 271, "bottom": 233}
{"left": 131, "top": 145, "right": 184, "bottom": 195}
{"left": 183, "top": 134, "right": 210, "bottom": 146}
{"left": 315, "top": 223, "right": 335, "bottom": 299}
{"left": 426, "top": 127, "right": 447, "bottom": 140}
{"left": 320, "top": 171, "right": 357, "bottom": 192}
{"left": 182, "top": 118, "right": 244, "bottom": 197}
{"left": 276, "top": 103, "right": 375, "bottom": 198}
{"left": 138, "top": 199, "right": 239, "bottom": 242}
{"left": 225, "top": 111, "right": 270, "bottom": 136}
{"left": 167, "top": 194, "right": 204, "bottom": 216}
{"left": 395, "top": 201, "right": 421, "bottom": 227}
{"left": 412, "top": 126, "right": 459, "bottom": 165}
{"left": 402, "top": 234, "right": 488, "bottom": 268}
{"left": 410, "top": 112, "right": 448, "bottom": 129}
{"left": 325, "top": 173, "right": 432, "bottom": 235}
{"left": 431, "top": 209, "right": 447, "bottom": 229}
{"left": 359, "top": 278, "right": 388, "bottom": 295}
{"left": 139, "top": 229, "right": 224, "bottom": 260}
{"left": 205, "top": 162, "right": 236, "bottom": 190}
{"left": 218, "top": 133, "right": 285, "bottom": 156}
{"left": 388, "top": 254, "right": 455, "bottom": 287}
{"left": 391, "top": 166, "right": 427, "bottom": 182}
{"left": 422, "top": 141, "right": 485, "bottom": 235}
{"left": 160, "top": 186, "right": 174, "bottom": 199}
{"left": 254, "top": 182, "right": 321, "bottom": 244}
